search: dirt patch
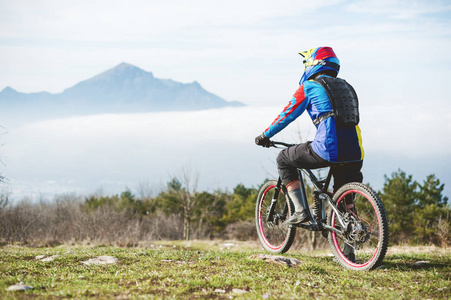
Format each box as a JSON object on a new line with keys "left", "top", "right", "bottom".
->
{"left": 138, "top": 239, "right": 262, "bottom": 251}
{"left": 386, "top": 245, "right": 451, "bottom": 255}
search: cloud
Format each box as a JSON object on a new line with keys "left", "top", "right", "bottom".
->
{"left": 346, "top": 0, "right": 451, "bottom": 19}
{"left": 0, "top": 0, "right": 343, "bottom": 41}
{"left": 3, "top": 107, "right": 286, "bottom": 199}
{"left": 3, "top": 105, "right": 450, "bottom": 200}
{"left": 1, "top": 0, "right": 450, "bottom": 108}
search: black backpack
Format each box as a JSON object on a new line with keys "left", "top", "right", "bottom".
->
{"left": 313, "top": 77, "right": 359, "bottom": 128}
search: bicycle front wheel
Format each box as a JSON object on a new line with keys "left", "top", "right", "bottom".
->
{"left": 255, "top": 180, "right": 296, "bottom": 254}
{"left": 327, "top": 182, "right": 389, "bottom": 271}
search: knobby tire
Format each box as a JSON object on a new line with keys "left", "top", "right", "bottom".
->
{"left": 255, "top": 180, "right": 296, "bottom": 254}
{"left": 327, "top": 182, "right": 389, "bottom": 271}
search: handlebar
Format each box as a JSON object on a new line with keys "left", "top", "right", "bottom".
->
{"left": 271, "top": 141, "right": 296, "bottom": 148}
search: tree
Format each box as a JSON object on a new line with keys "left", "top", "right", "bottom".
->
{"left": 0, "top": 126, "right": 5, "bottom": 184}
{"left": 414, "top": 174, "right": 450, "bottom": 244}
{"left": 191, "top": 190, "right": 228, "bottom": 238}
{"left": 380, "top": 170, "right": 450, "bottom": 245}
{"left": 380, "top": 169, "right": 418, "bottom": 243}
{"left": 418, "top": 174, "right": 448, "bottom": 208}
{"left": 157, "top": 168, "right": 199, "bottom": 240}
{"left": 222, "top": 184, "right": 257, "bottom": 224}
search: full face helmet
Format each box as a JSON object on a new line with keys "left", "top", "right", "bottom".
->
{"left": 299, "top": 47, "right": 340, "bottom": 85}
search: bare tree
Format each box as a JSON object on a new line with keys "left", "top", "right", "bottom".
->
{"left": 161, "top": 166, "right": 201, "bottom": 240}
{"left": 0, "top": 125, "right": 7, "bottom": 184}
{"left": 137, "top": 181, "right": 157, "bottom": 200}
{"left": 176, "top": 166, "right": 199, "bottom": 241}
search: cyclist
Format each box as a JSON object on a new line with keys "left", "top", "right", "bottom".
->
{"left": 255, "top": 46, "right": 364, "bottom": 226}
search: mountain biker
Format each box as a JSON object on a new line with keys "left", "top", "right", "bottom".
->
{"left": 255, "top": 46, "right": 364, "bottom": 226}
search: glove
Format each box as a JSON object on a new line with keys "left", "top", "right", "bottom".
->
{"left": 255, "top": 133, "right": 272, "bottom": 148}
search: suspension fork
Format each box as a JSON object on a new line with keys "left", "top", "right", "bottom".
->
{"left": 266, "top": 178, "right": 283, "bottom": 223}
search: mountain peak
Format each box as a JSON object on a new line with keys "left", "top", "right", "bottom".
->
{"left": 109, "top": 62, "right": 151, "bottom": 77}
{"left": 114, "top": 62, "right": 140, "bottom": 71}
{"left": 1, "top": 86, "right": 19, "bottom": 95}
{"left": 80, "top": 62, "right": 154, "bottom": 85}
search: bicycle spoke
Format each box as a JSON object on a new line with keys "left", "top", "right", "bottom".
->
{"left": 368, "top": 238, "right": 379, "bottom": 248}
{"left": 328, "top": 183, "right": 389, "bottom": 270}
{"left": 256, "top": 181, "right": 297, "bottom": 254}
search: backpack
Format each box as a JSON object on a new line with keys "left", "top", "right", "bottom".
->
{"left": 313, "top": 77, "right": 359, "bottom": 127}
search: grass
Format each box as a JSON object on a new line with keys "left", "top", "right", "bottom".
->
{"left": 0, "top": 241, "right": 450, "bottom": 299}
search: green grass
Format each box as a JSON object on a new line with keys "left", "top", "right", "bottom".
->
{"left": 1, "top": 242, "right": 450, "bottom": 299}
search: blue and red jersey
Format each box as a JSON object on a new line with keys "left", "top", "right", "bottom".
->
{"left": 264, "top": 75, "right": 364, "bottom": 163}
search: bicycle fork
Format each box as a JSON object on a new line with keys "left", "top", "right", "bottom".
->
{"left": 265, "top": 178, "right": 283, "bottom": 224}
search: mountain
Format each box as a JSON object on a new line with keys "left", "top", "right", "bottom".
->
{"left": 0, "top": 63, "right": 244, "bottom": 118}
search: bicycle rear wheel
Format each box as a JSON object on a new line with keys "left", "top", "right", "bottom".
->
{"left": 255, "top": 180, "right": 296, "bottom": 254}
{"left": 327, "top": 182, "right": 389, "bottom": 271}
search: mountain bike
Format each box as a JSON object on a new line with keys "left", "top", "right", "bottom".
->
{"left": 255, "top": 141, "right": 389, "bottom": 271}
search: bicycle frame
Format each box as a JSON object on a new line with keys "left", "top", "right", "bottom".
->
{"left": 267, "top": 141, "right": 348, "bottom": 236}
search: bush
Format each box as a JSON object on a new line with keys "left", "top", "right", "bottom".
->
{"left": 224, "top": 220, "right": 256, "bottom": 241}
{"left": 0, "top": 172, "right": 449, "bottom": 248}
{"left": 0, "top": 194, "right": 184, "bottom": 246}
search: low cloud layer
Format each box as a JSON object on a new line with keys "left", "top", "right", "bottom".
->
{"left": 2, "top": 105, "right": 450, "bottom": 200}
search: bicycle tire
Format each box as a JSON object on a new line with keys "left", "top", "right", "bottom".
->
{"left": 255, "top": 180, "right": 296, "bottom": 253}
{"left": 327, "top": 182, "right": 389, "bottom": 271}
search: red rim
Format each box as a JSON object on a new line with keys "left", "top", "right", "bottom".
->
{"left": 331, "top": 189, "right": 380, "bottom": 268}
{"left": 258, "top": 185, "right": 289, "bottom": 251}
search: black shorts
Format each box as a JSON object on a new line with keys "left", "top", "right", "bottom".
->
{"left": 276, "top": 141, "right": 363, "bottom": 192}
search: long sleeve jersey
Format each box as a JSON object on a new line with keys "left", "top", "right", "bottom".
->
{"left": 264, "top": 75, "right": 364, "bottom": 163}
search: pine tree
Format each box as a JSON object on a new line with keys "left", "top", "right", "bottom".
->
{"left": 414, "top": 174, "right": 450, "bottom": 244}
{"left": 380, "top": 169, "right": 418, "bottom": 243}
{"left": 418, "top": 174, "right": 448, "bottom": 208}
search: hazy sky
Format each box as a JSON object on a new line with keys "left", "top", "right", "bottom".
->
{"left": 1, "top": 0, "right": 450, "bottom": 106}
{"left": 1, "top": 0, "right": 451, "bottom": 199}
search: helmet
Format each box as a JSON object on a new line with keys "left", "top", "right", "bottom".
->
{"left": 299, "top": 47, "right": 340, "bottom": 85}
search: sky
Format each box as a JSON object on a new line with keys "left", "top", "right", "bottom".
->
{"left": 1, "top": 0, "right": 451, "bottom": 200}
